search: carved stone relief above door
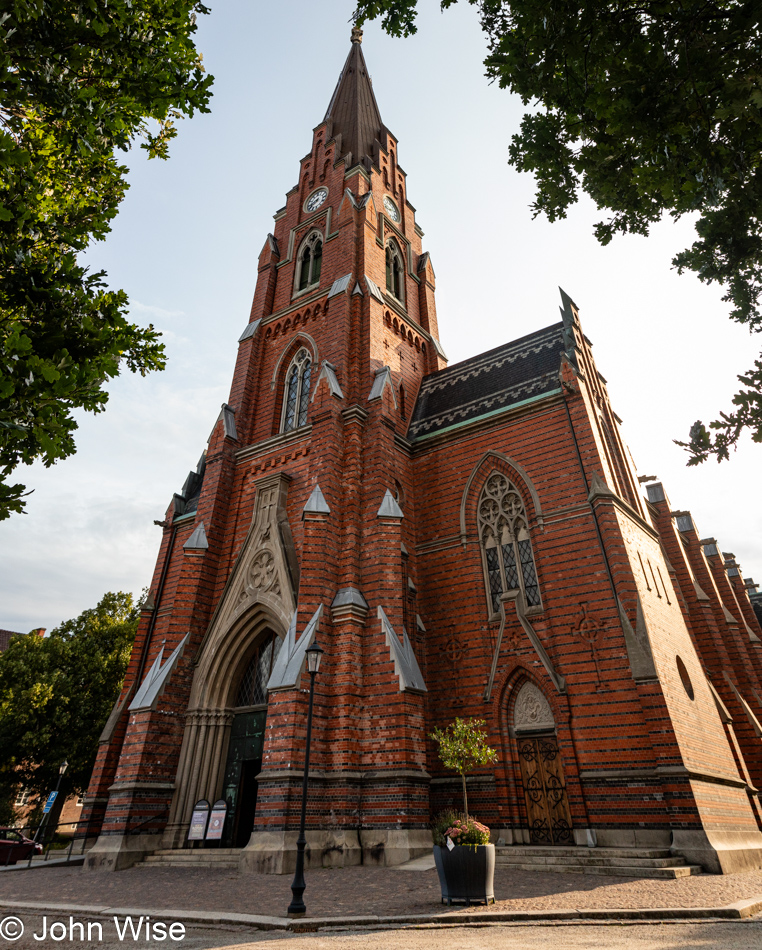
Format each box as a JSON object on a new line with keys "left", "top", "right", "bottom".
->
{"left": 513, "top": 681, "right": 555, "bottom": 733}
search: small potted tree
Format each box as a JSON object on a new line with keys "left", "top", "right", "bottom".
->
{"left": 430, "top": 717, "right": 498, "bottom": 905}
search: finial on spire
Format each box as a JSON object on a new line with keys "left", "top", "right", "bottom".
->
{"left": 351, "top": 26, "right": 363, "bottom": 44}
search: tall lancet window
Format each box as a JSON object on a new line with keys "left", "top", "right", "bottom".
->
{"left": 297, "top": 231, "right": 323, "bottom": 291}
{"left": 281, "top": 347, "right": 312, "bottom": 432}
{"left": 385, "top": 240, "right": 404, "bottom": 302}
{"left": 478, "top": 472, "right": 541, "bottom": 615}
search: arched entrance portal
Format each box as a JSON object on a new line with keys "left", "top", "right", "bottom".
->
{"left": 513, "top": 681, "right": 573, "bottom": 845}
{"left": 220, "top": 631, "right": 281, "bottom": 847}
{"left": 162, "top": 601, "right": 291, "bottom": 851}
{"left": 162, "top": 472, "right": 298, "bottom": 851}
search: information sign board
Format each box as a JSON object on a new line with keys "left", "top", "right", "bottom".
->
{"left": 187, "top": 799, "right": 210, "bottom": 841}
{"left": 205, "top": 799, "right": 227, "bottom": 841}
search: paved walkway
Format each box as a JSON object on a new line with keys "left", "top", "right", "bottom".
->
{"left": 1, "top": 863, "right": 762, "bottom": 919}
{"left": 2, "top": 920, "right": 761, "bottom": 950}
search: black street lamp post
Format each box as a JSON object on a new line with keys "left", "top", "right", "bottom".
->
{"left": 33, "top": 759, "right": 68, "bottom": 845}
{"left": 287, "top": 640, "right": 324, "bottom": 918}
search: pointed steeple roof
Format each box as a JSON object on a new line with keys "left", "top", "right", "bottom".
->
{"left": 324, "top": 28, "right": 384, "bottom": 168}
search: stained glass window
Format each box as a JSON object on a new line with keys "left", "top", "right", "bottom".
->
{"left": 282, "top": 348, "right": 312, "bottom": 432}
{"left": 236, "top": 632, "right": 282, "bottom": 707}
{"left": 297, "top": 360, "right": 311, "bottom": 427}
{"left": 284, "top": 365, "right": 299, "bottom": 430}
{"left": 518, "top": 538, "right": 541, "bottom": 606}
{"left": 478, "top": 472, "right": 541, "bottom": 615}
{"left": 485, "top": 546, "right": 503, "bottom": 614}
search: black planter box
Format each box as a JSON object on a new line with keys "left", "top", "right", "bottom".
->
{"left": 433, "top": 843, "right": 495, "bottom": 905}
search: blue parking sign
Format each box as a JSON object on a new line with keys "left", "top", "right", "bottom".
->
{"left": 42, "top": 791, "right": 58, "bottom": 814}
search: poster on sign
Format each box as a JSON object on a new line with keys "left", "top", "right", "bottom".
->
{"left": 187, "top": 799, "right": 210, "bottom": 841}
{"left": 205, "top": 800, "right": 227, "bottom": 841}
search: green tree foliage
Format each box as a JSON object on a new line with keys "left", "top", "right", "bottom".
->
{"left": 0, "top": 2, "right": 214, "bottom": 519}
{"left": 0, "top": 592, "right": 139, "bottom": 817}
{"left": 430, "top": 717, "right": 498, "bottom": 818}
{"left": 354, "top": 0, "right": 762, "bottom": 462}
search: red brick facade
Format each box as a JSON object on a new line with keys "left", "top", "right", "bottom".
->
{"left": 83, "top": 33, "right": 762, "bottom": 875}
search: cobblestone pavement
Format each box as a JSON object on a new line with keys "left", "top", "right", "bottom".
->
{"left": 1, "top": 864, "right": 762, "bottom": 918}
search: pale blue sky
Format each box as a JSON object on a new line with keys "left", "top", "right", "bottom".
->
{"left": 1, "top": 0, "right": 759, "bottom": 632}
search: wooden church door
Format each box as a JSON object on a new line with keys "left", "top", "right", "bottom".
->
{"left": 512, "top": 680, "right": 573, "bottom": 845}
{"left": 517, "top": 736, "right": 573, "bottom": 844}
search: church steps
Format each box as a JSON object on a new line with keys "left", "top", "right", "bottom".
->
{"left": 497, "top": 846, "right": 672, "bottom": 859}
{"left": 137, "top": 849, "right": 240, "bottom": 870}
{"left": 500, "top": 854, "right": 686, "bottom": 868}
{"left": 495, "top": 846, "right": 701, "bottom": 878}
{"left": 502, "top": 862, "right": 701, "bottom": 879}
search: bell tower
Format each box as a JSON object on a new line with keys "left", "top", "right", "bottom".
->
{"left": 233, "top": 26, "right": 447, "bottom": 449}
{"left": 83, "top": 29, "right": 446, "bottom": 872}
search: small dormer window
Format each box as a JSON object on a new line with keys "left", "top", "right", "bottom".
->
{"left": 281, "top": 347, "right": 312, "bottom": 432}
{"left": 297, "top": 231, "right": 323, "bottom": 292}
{"left": 385, "top": 240, "right": 404, "bottom": 302}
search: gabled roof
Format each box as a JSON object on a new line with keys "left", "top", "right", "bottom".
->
{"left": 0, "top": 629, "right": 25, "bottom": 652}
{"left": 324, "top": 30, "right": 385, "bottom": 168}
{"left": 408, "top": 323, "right": 567, "bottom": 440}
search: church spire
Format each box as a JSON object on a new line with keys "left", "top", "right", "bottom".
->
{"left": 324, "top": 28, "right": 384, "bottom": 169}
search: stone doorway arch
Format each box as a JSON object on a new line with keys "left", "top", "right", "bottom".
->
{"left": 161, "top": 604, "right": 288, "bottom": 849}
{"left": 162, "top": 472, "right": 298, "bottom": 849}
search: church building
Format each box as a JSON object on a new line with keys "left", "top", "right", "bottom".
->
{"left": 83, "top": 30, "right": 762, "bottom": 876}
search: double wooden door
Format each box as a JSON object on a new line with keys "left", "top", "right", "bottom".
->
{"left": 517, "top": 735, "right": 573, "bottom": 844}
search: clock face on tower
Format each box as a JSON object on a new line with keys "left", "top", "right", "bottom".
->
{"left": 305, "top": 188, "right": 328, "bottom": 213}
{"left": 383, "top": 195, "right": 400, "bottom": 222}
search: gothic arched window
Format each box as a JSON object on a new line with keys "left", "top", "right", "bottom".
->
{"left": 478, "top": 472, "right": 541, "bottom": 615}
{"left": 235, "top": 631, "right": 282, "bottom": 707}
{"left": 296, "top": 231, "right": 323, "bottom": 292}
{"left": 385, "top": 240, "right": 404, "bottom": 302}
{"left": 281, "top": 347, "right": 312, "bottom": 432}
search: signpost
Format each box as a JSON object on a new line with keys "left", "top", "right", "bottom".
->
{"left": 205, "top": 800, "right": 227, "bottom": 841}
{"left": 42, "top": 791, "right": 58, "bottom": 814}
{"left": 32, "top": 760, "right": 68, "bottom": 847}
{"left": 187, "top": 800, "right": 210, "bottom": 842}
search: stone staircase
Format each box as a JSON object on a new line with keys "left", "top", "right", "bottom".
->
{"left": 136, "top": 845, "right": 702, "bottom": 878}
{"left": 137, "top": 848, "right": 240, "bottom": 871}
{"left": 495, "top": 845, "right": 702, "bottom": 879}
